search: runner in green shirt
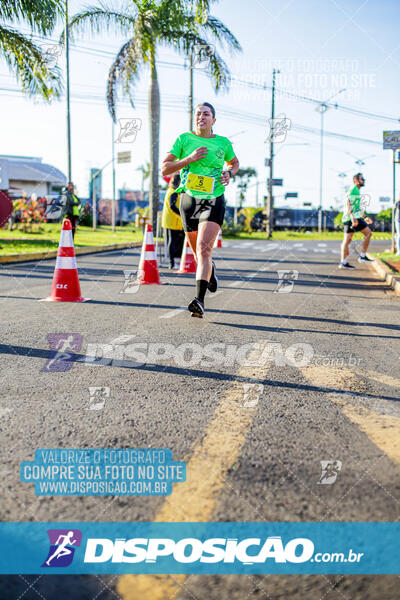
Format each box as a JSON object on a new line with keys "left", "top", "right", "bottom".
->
{"left": 340, "top": 173, "right": 373, "bottom": 269}
{"left": 162, "top": 102, "right": 239, "bottom": 317}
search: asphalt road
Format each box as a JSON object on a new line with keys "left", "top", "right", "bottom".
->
{"left": 0, "top": 237, "right": 399, "bottom": 600}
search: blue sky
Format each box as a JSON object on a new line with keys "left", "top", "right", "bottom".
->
{"left": 1, "top": 0, "right": 399, "bottom": 211}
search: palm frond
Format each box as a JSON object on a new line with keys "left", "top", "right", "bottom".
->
{"left": 0, "top": 0, "right": 63, "bottom": 35}
{"left": 199, "top": 15, "right": 241, "bottom": 52}
{"left": 161, "top": 30, "right": 230, "bottom": 90}
{"left": 0, "top": 25, "right": 62, "bottom": 100}
{"left": 107, "top": 37, "right": 143, "bottom": 122}
{"left": 61, "top": 3, "right": 137, "bottom": 44}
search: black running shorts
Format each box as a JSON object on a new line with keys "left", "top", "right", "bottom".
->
{"left": 180, "top": 193, "right": 225, "bottom": 232}
{"left": 343, "top": 218, "right": 368, "bottom": 233}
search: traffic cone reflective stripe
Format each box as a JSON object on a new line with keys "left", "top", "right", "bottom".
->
{"left": 40, "top": 218, "right": 89, "bottom": 302}
{"left": 214, "top": 229, "right": 223, "bottom": 248}
{"left": 179, "top": 240, "right": 197, "bottom": 274}
{"left": 137, "top": 224, "right": 162, "bottom": 284}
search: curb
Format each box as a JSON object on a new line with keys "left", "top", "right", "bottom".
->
{"left": 368, "top": 255, "right": 400, "bottom": 296}
{"left": 0, "top": 241, "right": 142, "bottom": 265}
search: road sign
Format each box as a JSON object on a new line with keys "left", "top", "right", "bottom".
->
{"left": 267, "top": 178, "right": 283, "bottom": 186}
{"left": 383, "top": 131, "right": 400, "bottom": 150}
{"left": 285, "top": 192, "right": 298, "bottom": 198}
{"left": 117, "top": 151, "right": 131, "bottom": 164}
{"left": 379, "top": 196, "right": 391, "bottom": 203}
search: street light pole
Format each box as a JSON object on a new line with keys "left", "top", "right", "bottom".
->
{"left": 189, "top": 54, "right": 194, "bottom": 130}
{"left": 266, "top": 68, "right": 279, "bottom": 238}
{"left": 65, "top": 0, "right": 72, "bottom": 182}
{"left": 318, "top": 104, "right": 328, "bottom": 232}
{"left": 392, "top": 150, "right": 397, "bottom": 253}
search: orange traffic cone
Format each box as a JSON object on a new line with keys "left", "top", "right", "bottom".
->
{"left": 213, "top": 229, "right": 223, "bottom": 248}
{"left": 41, "top": 219, "right": 89, "bottom": 302}
{"left": 179, "top": 240, "right": 197, "bottom": 274}
{"left": 137, "top": 224, "right": 162, "bottom": 284}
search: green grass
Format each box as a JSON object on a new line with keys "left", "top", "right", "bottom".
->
{"left": 0, "top": 224, "right": 143, "bottom": 256}
{"left": 371, "top": 251, "right": 400, "bottom": 272}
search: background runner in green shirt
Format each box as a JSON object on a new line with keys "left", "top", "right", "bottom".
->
{"left": 339, "top": 172, "right": 374, "bottom": 269}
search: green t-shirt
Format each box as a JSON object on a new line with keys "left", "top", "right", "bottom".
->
{"left": 342, "top": 185, "right": 361, "bottom": 222}
{"left": 169, "top": 131, "right": 236, "bottom": 199}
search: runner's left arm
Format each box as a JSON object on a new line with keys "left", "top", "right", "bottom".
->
{"left": 220, "top": 157, "right": 239, "bottom": 186}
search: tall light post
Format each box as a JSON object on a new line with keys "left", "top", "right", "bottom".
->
{"left": 112, "top": 120, "right": 116, "bottom": 231}
{"left": 266, "top": 68, "right": 279, "bottom": 238}
{"left": 64, "top": 0, "right": 72, "bottom": 181}
{"left": 316, "top": 88, "right": 346, "bottom": 231}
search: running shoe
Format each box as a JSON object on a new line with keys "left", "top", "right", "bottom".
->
{"left": 358, "top": 255, "right": 374, "bottom": 263}
{"left": 339, "top": 262, "right": 355, "bottom": 269}
{"left": 188, "top": 297, "right": 204, "bottom": 318}
{"left": 208, "top": 261, "right": 218, "bottom": 293}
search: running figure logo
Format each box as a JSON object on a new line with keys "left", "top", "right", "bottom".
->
{"left": 42, "top": 333, "right": 82, "bottom": 372}
{"left": 120, "top": 270, "right": 140, "bottom": 294}
{"left": 115, "top": 118, "right": 142, "bottom": 143}
{"left": 42, "top": 529, "right": 82, "bottom": 567}
{"left": 274, "top": 270, "right": 299, "bottom": 293}
{"left": 317, "top": 460, "right": 342, "bottom": 485}
{"left": 266, "top": 116, "right": 291, "bottom": 143}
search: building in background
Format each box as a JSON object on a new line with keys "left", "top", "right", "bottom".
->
{"left": 0, "top": 155, "right": 66, "bottom": 198}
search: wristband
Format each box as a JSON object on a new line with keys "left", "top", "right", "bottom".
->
{"left": 227, "top": 170, "right": 233, "bottom": 178}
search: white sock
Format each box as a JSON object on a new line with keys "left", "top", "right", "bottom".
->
{"left": 360, "top": 252, "right": 366, "bottom": 258}
{"left": 341, "top": 259, "right": 348, "bottom": 265}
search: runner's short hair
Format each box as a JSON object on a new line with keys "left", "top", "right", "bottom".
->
{"left": 195, "top": 102, "right": 216, "bottom": 118}
{"left": 354, "top": 172, "right": 363, "bottom": 181}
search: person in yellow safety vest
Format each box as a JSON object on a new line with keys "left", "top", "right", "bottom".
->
{"left": 62, "top": 182, "right": 81, "bottom": 239}
{"left": 162, "top": 174, "right": 184, "bottom": 269}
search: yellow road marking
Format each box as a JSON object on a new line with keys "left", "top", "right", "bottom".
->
{"left": 300, "top": 365, "right": 400, "bottom": 465}
{"left": 355, "top": 368, "right": 400, "bottom": 389}
{"left": 118, "top": 345, "right": 271, "bottom": 600}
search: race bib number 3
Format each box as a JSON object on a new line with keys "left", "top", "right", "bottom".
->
{"left": 186, "top": 173, "right": 215, "bottom": 194}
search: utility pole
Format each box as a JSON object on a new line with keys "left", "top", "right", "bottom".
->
{"left": 65, "top": 0, "right": 72, "bottom": 182}
{"left": 316, "top": 88, "right": 346, "bottom": 232}
{"left": 392, "top": 150, "right": 397, "bottom": 253}
{"left": 266, "top": 68, "right": 279, "bottom": 238}
{"left": 189, "top": 54, "right": 194, "bottom": 130}
{"left": 111, "top": 120, "right": 116, "bottom": 232}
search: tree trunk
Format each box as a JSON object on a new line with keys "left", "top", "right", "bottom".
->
{"left": 149, "top": 58, "right": 160, "bottom": 233}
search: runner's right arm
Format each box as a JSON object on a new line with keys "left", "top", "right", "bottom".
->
{"left": 161, "top": 147, "right": 208, "bottom": 177}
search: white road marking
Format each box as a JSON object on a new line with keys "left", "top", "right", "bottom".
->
{"left": 261, "top": 244, "right": 279, "bottom": 252}
{"left": 317, "top": 243, "right": 327, "bottom": 247}
{"left": 228, "top": 280, "right": 243, "bottom": 287}
{"left": 247, "top": 272, "right": 259, "bottom": 279}
{"left": 0, "top": 407, "right": 12, "bottom": 418}
{"left": 109, "top": 334, "right": 136, "bottom": 345}
{"left": 209, "top": 291, "right": 223, "bottom": 297}
{"left": 159, "top": 308, "right": 186, "bottom": 319}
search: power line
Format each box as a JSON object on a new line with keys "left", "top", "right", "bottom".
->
{"left": 16, "top": 26, "right": 400, "bottom": 124}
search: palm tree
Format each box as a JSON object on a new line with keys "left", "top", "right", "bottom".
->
{"left": 0, "top": 0, "right": 63, "bottom": 99}
{"left": 66, "top": 0, "right": 241, "bottom": 231}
